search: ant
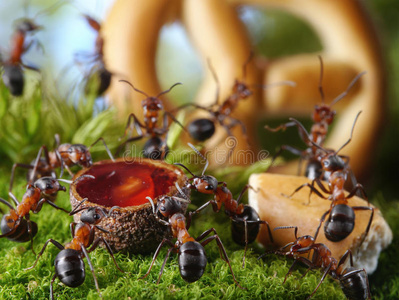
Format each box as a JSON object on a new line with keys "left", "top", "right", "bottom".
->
{"left": 0, "top": 1, "right": 65, "bottom": 96}
{"left": 141, "top": 193, "right": 243, "bottom": 288}
{"left": 175, "top": 143, "right": 273, "bottom": 266}
{"left": 10, "top": 134, "right": 114, "bottom": 186}
{"left": 116, "top": 80, "right": 184, "bottom": 160}
{"left": 266, "top": 56, "right": 366, "bottom": 181}
{"left": 263, "top": 226, "right": 371, "bottom": 299}
{"left": 285, "top": 112, "right": 374, "bottom": 243}
{"left": 79, "top": 14, "right": 112, "bottom": 96}
{"left": 24, "top": 198, "right": 124, "bottom": 299}
{"left": 0, "top": 175, "right": 92, "bottom": 251}
{"left": 177, "top": 56, "right": 294, "bottom": 154}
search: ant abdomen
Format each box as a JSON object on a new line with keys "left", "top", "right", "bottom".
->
{"left": 178, "top": 241, "right": 207, "bottom": 283}
{"left": 188, "top": 118, "right": 215, "bottom": 142}
{"left": 55, "top": 249, "right": 85, "bottom": 288}
{"left": 324, "top": 204, "right": 355, "bottom": 241}
{"left": 143, "top": 136, "right": 169, "bottom": 160}
{"left": 86, "top": 65, "right": 112, "bottom": 96}
{"left": 231, "top": 205, "right": 260, "bottom": 246}
{"left": 339, "top": 267, "right": 370, "bottom": 300}
{"left": 2, "top": 65, "right": 24, "bottom": 96}
{"left": 1, "top": 216, "right": 38, "bottom": 242}
{"left": 305, "top": 159, "right": 323, "bottom": 180}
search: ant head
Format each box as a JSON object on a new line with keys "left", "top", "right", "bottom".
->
{"left": 80, "top": 207, "right": 106, "bottom": 225}
{"left": 321, "top": 153, "right": 346, "bottom": 172}
{"left": 232, "top": 80, "right": 252, "bottom": 100}
{"left": 193, "top": 175, "right": 218, "bottom": 194}
{"left": 291, "top": 235, "right": 315, "bottom": 251}
{"left": 66, "top": 144, "right": 92, "bottom": 167}
{"left": 157, "top": 196, "right": 184, "bottom": 217}
{"left": 142, "top": 97, "right": 163, "bottom": 112}
{"left": 34, "top": 177, "right": 66, "bottom": 194}
{"left": 313, "top": 105, "right": 336, "bottom": 125}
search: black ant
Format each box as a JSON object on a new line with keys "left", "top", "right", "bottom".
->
{"left": 0, "top": 1, "right": 65, "bottom": 96}
{"left": 0, "top": 175, "right": 92, "bottom": 251}
{"left": 175, "top": 143, "right": 273, "bottom": 266}
{"left": 24, "top": 199, "right": 124, "bottom": 299}
{"left": 116, "top": 80, "right": 184, "bottom": 160}
{"left": 10, "top": 134, "right": 114, "bottom": 185}
{"left": 141, "top": 193, "right": 243, "bottom": 288}
{"left": 285, "top": 112, "right": 374, "bottom": 243}
{"left": 266, "top": 56, "right": 366, "bottom": 181}
{"left": 263, "top": 226, "right": 371, "bottom": 299}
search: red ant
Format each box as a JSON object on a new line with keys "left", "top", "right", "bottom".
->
{"left": 25, "top": 198, "right": 124, "bottom": 299}
{"left": 141, "top": 193, "right": 243, "bottom": 288}
{"left": 0, "top": 1, "right": 65, "bottom": 96}
{"left": 177, "top": 56, "right": 294, "bottom": 155}
{"left": 116, "top": 80, "right": 184, "bottom": 159}
{"left": 10, "top": 134, "right": 114, "bottom": 186}
{"left": 285, "top": 112, "right": 374, "bottom": 243}
{"left": 175, "top": 143, "right": 273, "bottom": 266}
{"left": 76, "top": 14, "right": 112, "bottom": 96}
{"left": 263, "top": 226, "right": 371, "bottom": 299}
{"left": 0, "top": 175, "right": 92, "bottom": 251}
{"left": 266, "top": 56, "right": 366, "bottom": 181}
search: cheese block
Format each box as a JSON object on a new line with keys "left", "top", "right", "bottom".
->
{"left": 249, "top": 173, "right": 392, "bottom": 274}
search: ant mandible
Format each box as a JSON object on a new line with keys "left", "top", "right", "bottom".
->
{"left": 285, "top": 112, "right": 374, "bottom": 243}
{"left": 24, "top": 199, "right": 124, "bottom": 299}
{"left": 1, "top": 1, "right": 65, "bottom": 96}
{"left": 261, "top": 226, "right": 371, "bottom": 299}
{"left": 175, "top": 143, "right": 273, "bottom": 267}
{"left": 266, "top": 56, "right": 366, "bottom": 181}
{"left": 0, "top": 175, "right": 92, "bottom": 251}
{"left": 10, "top": 134, "right": 115, "bottom": 186}
{"left": 116, "top": 80, "right": 184, "bottom": 159}
{"left": 141, "top": 193, "right": 243, "bottom": 288}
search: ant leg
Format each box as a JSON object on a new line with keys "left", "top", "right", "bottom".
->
{"left": 306, "top": 262, "right": 333, "bottom": 300}
{"left": 50, "top": 273, "right": 57, "bottom": 300}
{"left": 33, "top": 198, "right": 69, "bottom": 214}
{"left": 8, "top": 192, "right": 20, "bottom": 206}
{"left": 162, "top": 111, "right": 186, "bottom": 133}
{"left": 24, "top": 239, "right": 64, "bottom": 270}
{"left": 156, "top": 247, "right": 174, "bottom": 284}
{"left": 199, "top": 229, "right": 244, "bottom": 289}
{"left": 225, "top": 117, "right": 250, "bottom": 147}
{"left": 139, "top": 238, "right": 174, "bottom": 280}
{"left": 121, "top": 113, "right": 145, "bottom": 140}
{"left": 88, "top": 237, "right": 124, "bottom": 273}
{"left": 0, "top": 197, "right": 15, "bottom": 210}
{"left": 115, "top": 135, "right": 144, "bottom": 156}
{"left": 352, "top": 206, "right": 374, "bottom": 249}
{"left": 283, "top": 257, "right": 313, "bottom": 284}
{"left": 283, "top": 183, "right": 327, "bottom": 200}
{"left": 81, "top": 245, "right": 102, "bottom": 298}
{"left": 265, "top": 121, "right": 298, "bottom": 133}
{"left": 346, "top": 184, "right": 368, "bottom": 204}
{"left": 69, "top": 222, "right": 77, "bottom": 238}
{"left": 337, "top": 249, "right": 354, "bottom": 270}
{"left": 25, "top": 214, "right": 36, "bottom": 254}
{"left": 9, "top": 163, "right": 34, "bottom": 193}
{"left": 89, "top": 137, "right": 115, "bottom": 162}
{"left": 314, "top": 209, "right": 331, "bottom": 240}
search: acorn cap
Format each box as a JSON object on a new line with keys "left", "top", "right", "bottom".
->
{"left": 248, "top": 173, "right": 392, "bottom": 274}
{"left": 70, "top": 158, "right": 189, "bottom": 254}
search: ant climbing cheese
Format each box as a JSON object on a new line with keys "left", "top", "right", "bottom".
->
{"left": 248, "top": 173, "right": 392, "bottom": 274}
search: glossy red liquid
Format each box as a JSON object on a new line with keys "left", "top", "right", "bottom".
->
{"left": 76, "top": 161, "right": 178, "bottom": 207}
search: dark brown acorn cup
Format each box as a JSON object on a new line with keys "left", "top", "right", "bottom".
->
{"left": 70, "top": 158, "right": 189, "bottom": 254}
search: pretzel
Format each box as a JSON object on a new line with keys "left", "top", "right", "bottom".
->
{"left": 102, "top": 0, "right": 385, "bottom": 176}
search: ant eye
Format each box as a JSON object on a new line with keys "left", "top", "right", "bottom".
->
{"left": 323, "top": 160, "right": 330, "bottom": 167}
{"left": 160, "top": 206, "right": 166, "bottom": 212}
{"left": 206, "top": 185, "right": 213, "bottom": 190}
{"left": 46, "top": 184, "right": 52, "bottom": 189}
{"left": 94, "top": 214, "right": 100, "bottom": 220}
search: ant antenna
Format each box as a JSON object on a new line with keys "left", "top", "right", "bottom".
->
{"left": 146, "top": 197, "right": 157, "bottom": 214}
{"left": 174, "top": 163, "right": 196, "bottom": 177}
{"left": 156, "top": 82, "right": 182, "bottom": 98}
{"left": 318, "top": 55, "right": 325, "bottom": 104}
{"left": 69, "top": 198, "right": 89, "bottom": 215}
{"left": 335, "top": 111, "right": 362, "bottom": 155}
{"left": 330, "top": 71, "right": 367, "bottom": 107}
{"left": 188, "top": 143, "right": 209, "bottom": 175}
{"left": 207, "top": 58, "right": 220, "bottom": 106}
{"left": 250, "top": 80, "right": 296, "bottom": 90}
{"left": 242, "top": 51, "right": 254, "bottom": 80}
{"left": 175, "top": 182, "right": 190, "bottom": 202}
{"left": 274, "top": 226, "right": 299, "bottom": 240}
{"left": 119, "top": 80, "right": 150, "bottom": 98}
